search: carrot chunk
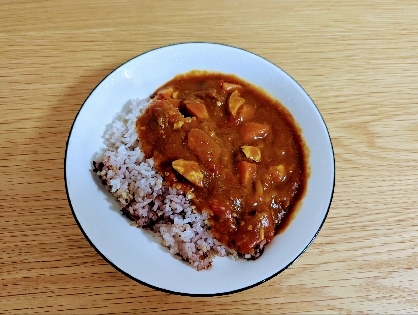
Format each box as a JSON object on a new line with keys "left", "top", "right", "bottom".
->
{"left": 239, "top": 122, "right": 270, "bottom": 143}
{"left": 157, "top": 87, "right": 174, "bottom": 98}
{"left": 166, "top": 97, "right": 181, "bottom": 108}
{"left": 238, "top": 103, "right": 255, "bottom": 122}
{"left": 237, "top": 161, "right": 256, "bottom": 186}
{"left": 255, "top": 179, "right": 264, "bottom": 198}
{"left": 184, "top": 101, "right": 209, "bottom": 119}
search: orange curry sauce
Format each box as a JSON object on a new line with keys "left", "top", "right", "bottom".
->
{"left": 136, "top": 71, "right": 308, "bottom": 258}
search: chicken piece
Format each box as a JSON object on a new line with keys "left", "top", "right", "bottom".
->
{"left": 222, "top": 82, "right": 242, "bottom": 91}
{"left": 151, "top": 107, "right": 168, "bottom": 128}
{"left": 241, "top": 146, "right": 261, "bottom": 162}
{"left": 173, "top": 120, "right": 184, "bottom": 130}
{"left": 172, "top": 159, "right": 204, "bottom": 187}
{"left": 228, "top": 90, "right": 245, "bottom": 116}
{"left": 269, "top": 164, "right": 286, "bottom": 183}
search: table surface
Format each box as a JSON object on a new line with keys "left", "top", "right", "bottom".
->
{"left": 1, "top": 1, "right": 417, "bottom": 313}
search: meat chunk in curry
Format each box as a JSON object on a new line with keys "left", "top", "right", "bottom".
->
{"left": 136, "top": 71, "right": 308, "bottom": 258}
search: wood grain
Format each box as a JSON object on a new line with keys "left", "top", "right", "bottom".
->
{"left": 1, "top": 0, "right": 417, "bottom": 313}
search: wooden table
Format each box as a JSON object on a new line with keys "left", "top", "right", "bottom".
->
{"left": 1, "top": 1, "right": 417, "bottom": 313}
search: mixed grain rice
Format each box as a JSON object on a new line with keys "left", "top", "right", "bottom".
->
{"left": 93, "top": 98, "right": 235, "bottom": 270}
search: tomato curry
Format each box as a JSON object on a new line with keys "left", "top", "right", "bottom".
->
{"left": 136, "top": 71, "right": 308, "bottom": 259}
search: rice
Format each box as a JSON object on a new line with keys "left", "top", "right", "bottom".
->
{"left": 93, "top": 98, "right": 235, "bottom": 270}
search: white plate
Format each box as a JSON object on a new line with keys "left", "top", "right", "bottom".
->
{"left": 65, "top": 43, "right": 334, "bottom": 296}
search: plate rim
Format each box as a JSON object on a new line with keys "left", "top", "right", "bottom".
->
{"left": 64, "top": 41, "right": 335, "bottom": 297}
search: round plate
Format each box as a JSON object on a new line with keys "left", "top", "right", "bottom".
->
{"left": 65, "top": 43, "right": 334, "bottom": 296}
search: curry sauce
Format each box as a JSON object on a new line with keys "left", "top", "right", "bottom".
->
{"left": 136, "top": 71, "right": 308, "bottom": 258}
